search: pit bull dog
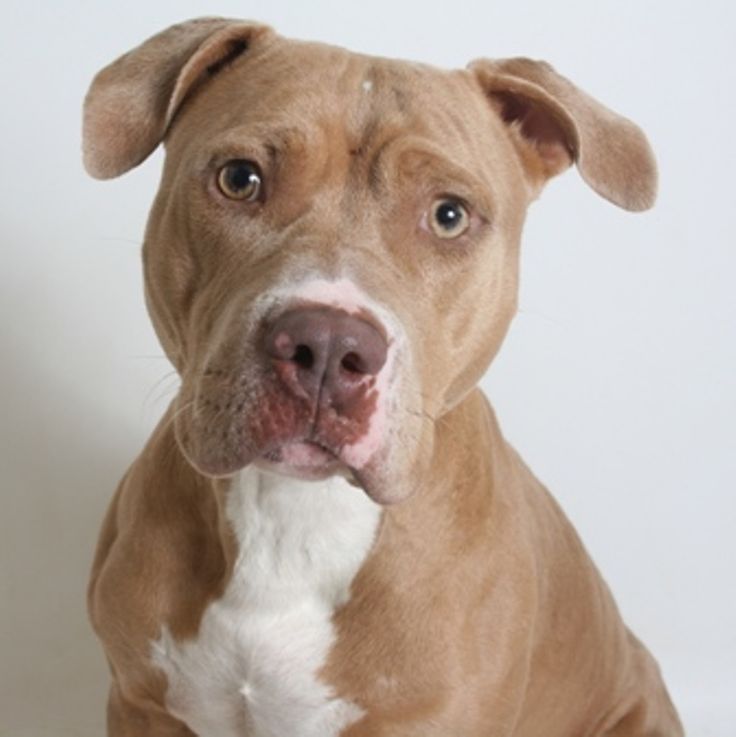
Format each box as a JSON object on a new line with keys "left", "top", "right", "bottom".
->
{"left": 83, "top": 17, "right": 684, "bottom": 737}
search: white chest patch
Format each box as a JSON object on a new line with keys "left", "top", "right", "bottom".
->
{"left": 151, "top": 468, "right": 381, "bottom": 737}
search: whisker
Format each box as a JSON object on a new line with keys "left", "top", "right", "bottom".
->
{"left": 161, "top": 398, "right": 196, "bottom": 434}
{"left": 516, "top": 306, "right": 563, "bottom": 326}
{"left": 97, "top": 236, "right": 144, "bottom": 248}
{"left": 143, "top": 371, "right": 181, "bottom": 412}
{"left": 407, "top": 408, "right": 437, "bottom": 426}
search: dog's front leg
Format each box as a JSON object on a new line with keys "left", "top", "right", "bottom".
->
{"left": 107, "top": 682, "right": 196, "bottom": 737}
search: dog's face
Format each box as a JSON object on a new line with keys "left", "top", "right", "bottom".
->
{"left": 84, "top": 19, "right": 656, "bottom": 503}
{"left": 144, "top": 36, "right": 530, "bottom": 504}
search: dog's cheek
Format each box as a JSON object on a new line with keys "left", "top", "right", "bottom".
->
{"left": 374, "top": 358, "right": 435, "bottom": 504}
{"left": 362, "top": 408, "right": 435, "bottom": 505}
{"left": 142, "top": 190, "right": 210, "bottom": 371}
{"left": 423, "top": 244, "right": 520, "bottom": 413}
{"left": 144, "top": 159, "right": 260, "bottom": 348}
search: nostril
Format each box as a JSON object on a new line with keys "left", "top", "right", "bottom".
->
{"left": 265, "top": 308, "right": 387, "bottom": 395}
{"left": 293, "top": 344, "right": 314, "bottom": 370}
{"left": 341, "top": 352, "right": 364, "bottom": 375}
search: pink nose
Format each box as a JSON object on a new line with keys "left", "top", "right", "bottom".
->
{"left": 264, "top": 307, "right": 388, "bottom": 410}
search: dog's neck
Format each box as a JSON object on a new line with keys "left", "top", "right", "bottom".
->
{"left": 223, "top": 467, "right": 383, "bottom": 607}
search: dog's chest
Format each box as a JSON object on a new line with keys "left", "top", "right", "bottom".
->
{"left": 151, "top": 469, "right": 381, "bottom": 737}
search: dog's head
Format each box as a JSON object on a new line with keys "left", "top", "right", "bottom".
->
{"left": 83, "top": 18, "right": 656, "bottom": 503}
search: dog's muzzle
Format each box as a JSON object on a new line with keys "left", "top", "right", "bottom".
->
{"left": 256, "top": 306, "right": 389, "bottom": 477}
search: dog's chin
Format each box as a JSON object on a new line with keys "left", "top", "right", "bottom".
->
{"left": 177, "top": 428, "right": 360, "bottom": 482}
{"left": 172, "top": 392, "right": 417, "bottom": 503}
{"left": 178, "top": 432, "right": 406, "bottom": 503}
{"left": 253, "top": 440, "right": 349, "bottom": 481}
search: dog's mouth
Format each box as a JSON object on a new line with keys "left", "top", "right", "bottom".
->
{"left": 256, "top": 438, "right": 346, "bottom": 480}
{"left": 173, "top": 358, "right": 426, "bottom": 504}
{"left": 175, "top": 367, "right": 385, "bottom": 484}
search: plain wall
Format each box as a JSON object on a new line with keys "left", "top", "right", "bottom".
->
{"left": 1, "top": 1, "right": 734, "bottom": 735}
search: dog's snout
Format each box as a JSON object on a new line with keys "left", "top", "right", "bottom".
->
{"left": 264, "top": 307, "right": 388, "bottom": 406}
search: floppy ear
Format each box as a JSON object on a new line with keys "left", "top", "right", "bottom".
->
{"left": 83, "top": 17, "right": 273, "bottom": 179}
{"left": 469, "top": 58, "right": 657, "bottom": 211}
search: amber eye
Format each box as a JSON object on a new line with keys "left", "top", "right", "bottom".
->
{"left": 217, "top": 160, "right": 263, "bottom": 201}
{"left": 429, "top": 198, "right": 470, "bottom": 239}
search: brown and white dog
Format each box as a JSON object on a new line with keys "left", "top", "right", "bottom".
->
{"left": 83, "top": 18, "right": 684, "bottom": 737}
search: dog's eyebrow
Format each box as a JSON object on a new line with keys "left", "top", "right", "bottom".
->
{"left": 388, "top": 144, "right": 497, "bottom": 219}
{"left": 208, "top": 124, "right": 313, "bottom": 155}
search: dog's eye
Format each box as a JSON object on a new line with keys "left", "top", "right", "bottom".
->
{"left": 429, "top": 198, "right": 470, "bottom": 239}
{"left": 217, "top": 160, "right": 263, "bottom": 201}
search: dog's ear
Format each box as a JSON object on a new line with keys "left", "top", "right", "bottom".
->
{"left": 469, "top": 58, "right": 657, "bottom": 211}
{"left": 83, "top": 17, "right": 273, "bottom": 179}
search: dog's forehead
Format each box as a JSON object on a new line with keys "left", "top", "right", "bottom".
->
{"left": 248, "top": 38, "right": 466, "bottom": 114}
{"left": 175, "top": 36, "right": 493, "bottom": 154}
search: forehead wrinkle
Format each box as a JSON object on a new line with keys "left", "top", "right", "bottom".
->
{"left": 216, "top": 123, "right": 314, "bottom": 153}
{"left": 394, "top": 141, "right": 496, "bottom": 214}
{"left": 351, "top": 111, "right": 497, "bottom": 214}
{"left": 341, "top": 57, "right": 425, "bottom": 147}
{"left": 339, "top": 64, "right": 495, "bottom": 188}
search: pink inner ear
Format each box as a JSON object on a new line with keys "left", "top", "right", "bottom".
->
{"left": 492, "top": 91, "right": 574, "bottom": 178}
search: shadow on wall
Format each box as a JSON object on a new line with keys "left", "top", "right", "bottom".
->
{"left": 0, "top": 296, "right": 128, "bottom": 736}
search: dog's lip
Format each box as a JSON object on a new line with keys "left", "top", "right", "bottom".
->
{"left": 265, "top": 439, "right": 334, "bottom": 465}
{"left": 255, "top": 439, "right": 346, "bottom": 480}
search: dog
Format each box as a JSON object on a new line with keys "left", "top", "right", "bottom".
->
{"left": 83, "top": 17, "right": 684, "bottom": 737}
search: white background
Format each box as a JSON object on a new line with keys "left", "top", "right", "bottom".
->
{"left": 1, "top": 1, "right": 733, "bottom": 735}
